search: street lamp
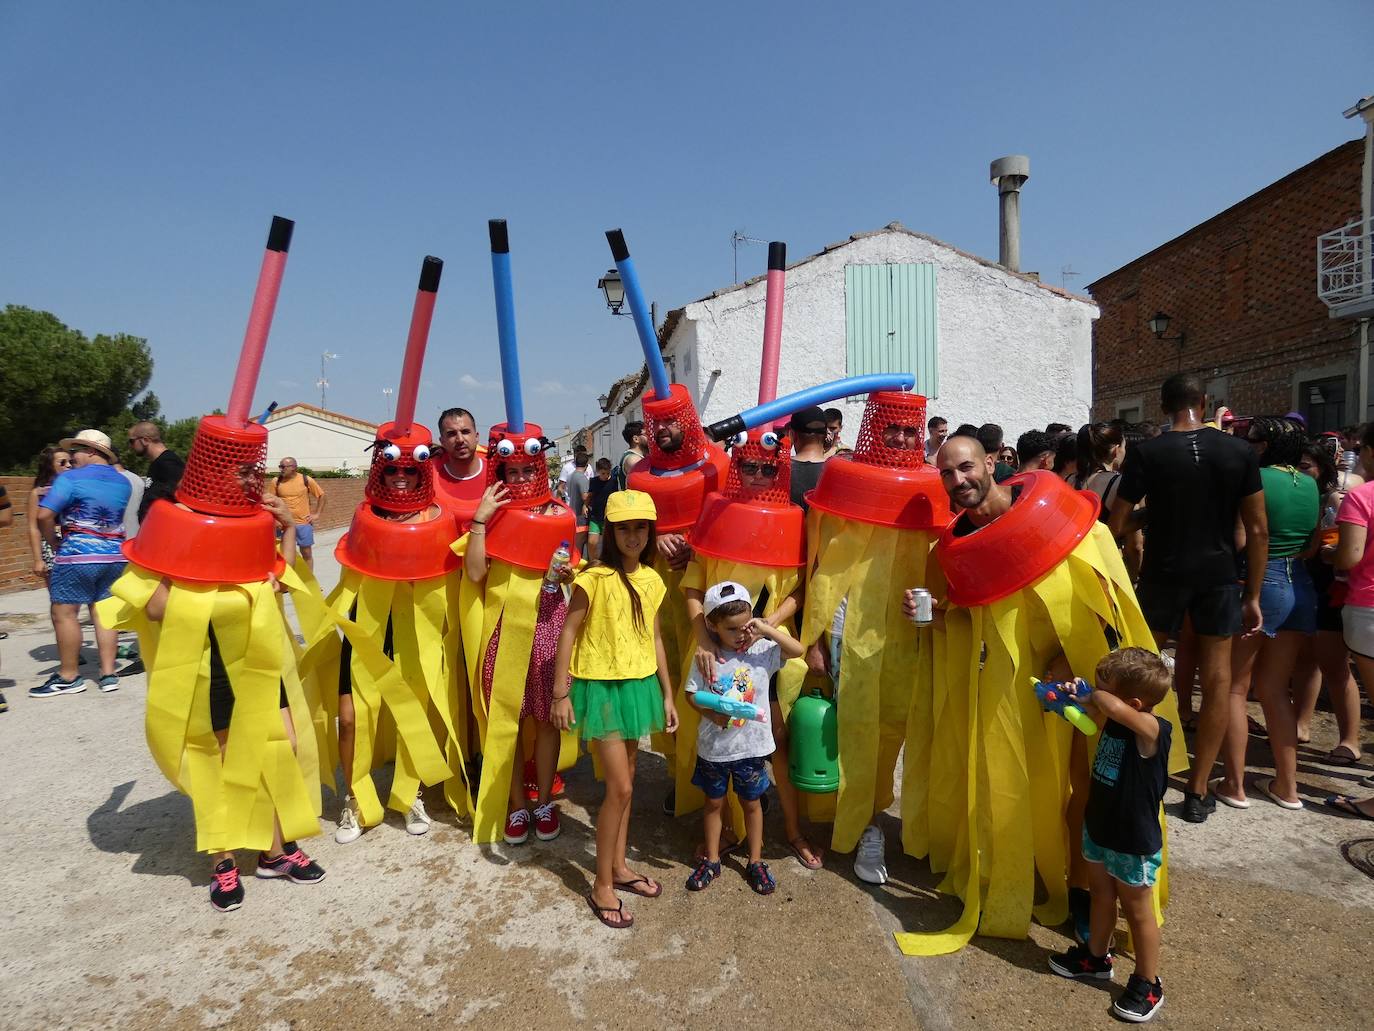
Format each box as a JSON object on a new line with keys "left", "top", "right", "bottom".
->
{"left": 1147, "top": 312, "right": 1186, "bottom": 369}
{"left": 381, "top": 386, "right": 394, "bottom": 421}
{"left": 597, "top": 268, "right": 626, "bottom": 314}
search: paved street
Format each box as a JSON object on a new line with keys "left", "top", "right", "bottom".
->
{"left": 1, "top": 527, "right": 1371, "bottom": 1030}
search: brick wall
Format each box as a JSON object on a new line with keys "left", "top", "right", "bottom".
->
{"left": 0, "top": 475, "right": 367, "bottom": 595}
{"left": 1089, "top": 139, "right": 1365, "bottom": 426}
{"left": 1, "top": 475, "right": 39, "bottom": 595}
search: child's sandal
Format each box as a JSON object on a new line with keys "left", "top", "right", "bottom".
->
{"left": 686, "top": 859, "right": 721, "bottom": 891}
{"left": 746, "top": 861, "right": 776, "bottom": 895}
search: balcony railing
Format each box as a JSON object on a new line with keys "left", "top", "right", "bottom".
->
{"left": 1318, "top": 217, "right": 1374, "bottom": 318}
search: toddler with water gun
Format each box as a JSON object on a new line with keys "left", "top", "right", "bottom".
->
{"left": 1047, "top": 647, "right": 1173, "bottom": 1023}
{"left": 684, "top": 581, "right": 804, "bottom": 895}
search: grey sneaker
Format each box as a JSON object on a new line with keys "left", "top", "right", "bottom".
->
{"left": 405, "top": 791, "right": 431, "bottom": 836}
{"left": 97, "top": 674, "right": 120, "bottom": 693}
{"left": 30, "top": 673, "right": 87, "bottom": 698}
{"left": 854, "top": 824, "right": 888, "bottom": 884}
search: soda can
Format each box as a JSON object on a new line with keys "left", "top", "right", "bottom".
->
{"left": 909, "top": 587, "right": 933, "bottom": 626}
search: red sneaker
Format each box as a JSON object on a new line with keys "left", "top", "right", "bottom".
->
{"left": 534, "top": 802, "right": 561, "bottom": 841}
{"left": 523, "top": 761, "right": 567, "bottom": 802}
{"left": 504, "top": 808, "right": 530, "bottom": 845}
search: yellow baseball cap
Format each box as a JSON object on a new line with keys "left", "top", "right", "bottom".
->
{"left": 604, "top": 489, "right": 657, "bottom": 523}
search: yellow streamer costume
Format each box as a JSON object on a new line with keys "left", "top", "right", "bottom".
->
{"left": 312, "top": 567, "right": 463, "bottom": 830}
{"left": 95, "top": 563, "right": 327, "bottom": 854}
{"left": 786, "top": 512, "right": 935, "bottom": 851}
{"left": 895, "top": 521, "right": 1187, "bottom": 956}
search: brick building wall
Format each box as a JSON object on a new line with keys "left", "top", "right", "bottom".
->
{"left": 1090, "top": 140, "right": 1365, "bottom": 428}
{"left": 0, "top": 475, "right": 367, "bottom": 595}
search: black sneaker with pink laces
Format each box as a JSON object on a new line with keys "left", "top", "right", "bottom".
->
{"left": 210, "top": 859, "right": 244, "bottom": 912}
{"left": 255, "top": 842, "right": 326, "bottom": 884}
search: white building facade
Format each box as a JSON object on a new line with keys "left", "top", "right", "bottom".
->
{"left": 598, "top": 224, "right": 1097, "bottom": 447}
{"left": 264, "top": 403, "right": 376, "bottom": 474}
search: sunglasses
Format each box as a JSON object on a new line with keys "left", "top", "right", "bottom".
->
{"left": 738, "top": 462, "right": 779, "bottom": 477}
{"left": 383, "top": 465, "right": 420, "bottom": 476}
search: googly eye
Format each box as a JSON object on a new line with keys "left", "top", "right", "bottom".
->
{"left": 382, "top": 443, "right": 402, "bottom": 462}
{"left": 760, "top": 431, "right": 779, "bottom": 450}
{"left": 412, "top": 444, "right": 431, "bottom": 463}
{"left": 523, "top": 438, "right": 543, "bottom": 456}
{"left": 730, "top": 430, "right": 749, "bottom": 447}
{"left": 495, "top": 438, "right": 516, "bottom": 458}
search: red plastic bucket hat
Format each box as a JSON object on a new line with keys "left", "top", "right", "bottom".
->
{"left": 689, "top": 428, "right": 803, "bottom": 566}
{"left": 124, "top": 501, "right": 282, "bottom": 584}
{"left": 630, "top": 384, "right": 730, "bottom": 532}
{"left": 336, "top": 503, "right": 460, "bottom": 581}
{"left": 366, "top": 421, "right": 437, "bottom": 513}
{"left": 936, "top": 471, "right": 1100, "bottom": 607}
{"left": 484, "top": 421, "right": 553, "bottom": 507}
{"left": 484, "top": 501, "right": 580, "bottom": 572}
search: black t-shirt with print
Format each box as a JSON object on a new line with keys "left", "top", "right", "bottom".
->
{"left": 1084, "top": 715, "right": 1172, "bottom": 856}
{"left": 140, "top": 449, "right": 186, "bottom": 520}
{"left": 1116, "top": 428, "right": 1260, "bottom": 588}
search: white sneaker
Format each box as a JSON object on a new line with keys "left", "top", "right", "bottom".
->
{"left": 405, "top": 791, "right": 431, "bottom": 836}
{"left": 854, "top": 824, "right": 887, "bottom": 884}
{"left": 335, "top": 797, "right": 362, "bottom": 844}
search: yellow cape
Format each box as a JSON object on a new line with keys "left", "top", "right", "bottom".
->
{"left": 94, "top": 563, "right": 326, "bottom": 854}
{"left": 895, "top": 522, "right": 1187, "bottom": 956}
{"left": 786, "top": 509, "right": 936, "bottom": 852}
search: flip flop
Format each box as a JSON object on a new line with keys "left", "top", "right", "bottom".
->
{"left": 1324, "top": 795, "right": 1374, "bottom": 821}
{"left": 586, "top": 893, "right": 633, "bottom": 929}
{"left": 613, "top": 875, "right": 662, "bottom": 898}
{"left": 1256, "top": 777, "right": 1304, "bottom": 811}
{"left": 1246, "top": 716, "right": 1268, "bottom": 739}
{"left": 1209, "top": 779, "right": 1250, "bottom": 810}
{"left": 788, "top": 836, "right": 824, "bottom": 870}
{"left": 1322, "top": 745, "right": 1363, "bottom": 767}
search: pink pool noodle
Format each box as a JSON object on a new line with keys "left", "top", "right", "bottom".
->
{"left": 226, "top": 216, "right": 294, "bottom": 427}
{"left": 393, "top": 256, "right": 444, "bottom": 434}
{"left": 758, "top": 242, "right": 786, "bottom": 405}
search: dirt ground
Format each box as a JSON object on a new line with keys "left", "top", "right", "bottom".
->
{"left": 2, "top": 528, "right": 1371, "bottom": 1030}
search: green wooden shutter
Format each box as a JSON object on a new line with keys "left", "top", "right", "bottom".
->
{"left": 845, "top": 263, "right": 938, "bottom": 396}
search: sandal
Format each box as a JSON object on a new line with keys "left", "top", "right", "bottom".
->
{"left": 586, "top": 893, "right": 633, "bottom": 929}
{"left": 788, "top": 836, "right": 824, "bottom": 870}
{"left": 694, "top": 832, "right": 743, "bottom": 863}
{"left": 613, "top": 875, "right": 662, "bottom": 898}
{"left": 686, "top": 859, "right": 721, "bottom": 891}
{"left": 746, "top": 860, "right": 776, "bottom": 895}
{"left": 1324, "top": 795, "right": 1374, "bottom": 821}
{"left": 1256, "top": 776, "right": 1303, "bottom": 811}
{"left": 1322, "top": 745, "right": 1363, "bottom": 767}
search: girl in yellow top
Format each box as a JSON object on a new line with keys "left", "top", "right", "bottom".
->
{"left": 552, "top": 490, "right": 680, "bottom": 929}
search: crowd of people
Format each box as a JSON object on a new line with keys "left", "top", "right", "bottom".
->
{"left": 8, "top": 371, "right": 1373, "bottom": 1026}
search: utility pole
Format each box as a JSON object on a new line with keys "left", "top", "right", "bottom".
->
{"left": 381, "top": 386, "right": 394, "bottom": 421}
{"left": 318, "top": 351, "right": 340, "bottom": 408}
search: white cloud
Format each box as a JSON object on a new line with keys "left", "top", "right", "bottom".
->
{"left": 459, "top": 373, "right": 495, "bottom": 390}
{"left": 533, "top": 380, "right": 591, "bottom": 397}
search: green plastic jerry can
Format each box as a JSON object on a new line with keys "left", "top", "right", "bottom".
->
{"left": 788, "top": 688, "right": 839, "bottom": 793}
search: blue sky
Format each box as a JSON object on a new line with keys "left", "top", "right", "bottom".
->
{"left": 2, "top": 1, "right": 1370, "bottom": 436}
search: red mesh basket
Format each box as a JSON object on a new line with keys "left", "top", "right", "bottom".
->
{"left": 805, "top": 391, "right": 949, "bottom": 531}
{"left": 175, "top": 416, "right": 268, "bottom": 516}
{"left": 484, "top": 421, "right": 553, "bottom": 507}
{"left": 852, "top": 391, "right": 929, "bottom": 468}
{"left": 366, "top": 421, "right": 437, "bottom": 513}
{"left": 722, "top": 429, "right": 791, "bottom": 504}
{"left": 643, "top": 384, "right": 712, "bottom": 471}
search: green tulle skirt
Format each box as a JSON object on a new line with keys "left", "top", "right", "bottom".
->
{"left": 571, "top": 675, "right": 666, "bottom": 741}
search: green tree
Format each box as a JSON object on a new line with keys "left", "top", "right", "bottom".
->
{"left": 0, "top": 305, "right": 153, "bottom": 471}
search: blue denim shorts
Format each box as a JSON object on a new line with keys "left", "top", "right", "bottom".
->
{"left": 1082, "top": 827, "right": 1162, "bottom": 888}
{"left": 691, "top": 755, "right": 771, "bottom": 801}
{"left": 48, "top": 561, "right": 124, "bottom": 605}
{"left": 1256, "top": 556, "right": 1317, "bottom": 638}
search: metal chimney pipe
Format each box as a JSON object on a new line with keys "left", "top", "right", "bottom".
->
{"left": 990, "top": 155, "right": 1030, "bottom": 272}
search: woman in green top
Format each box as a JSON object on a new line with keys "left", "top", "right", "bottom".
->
{"left": 1216, "top": 417, "right": 1318, "bottom": 811}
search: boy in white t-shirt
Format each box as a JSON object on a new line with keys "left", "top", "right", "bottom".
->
{"left": 685, "top": 581, "right": 805, "bottom": 895}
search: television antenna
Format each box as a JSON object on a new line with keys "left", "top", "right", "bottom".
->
{"left": 1060, "top": 265, "right": 1080, "bottom": 290}
{"left": 318, "top": 350, "right": 340, "bottom": 408}
{"left": 731, "top": 231, "right": 768, "bottom": 284}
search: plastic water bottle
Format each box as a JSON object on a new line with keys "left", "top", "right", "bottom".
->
{"left": 543, "top": 541, "right": 571, "bottom": 594}
{"left": 1341, "top": 450, "right": 1359, "bottom": 474}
